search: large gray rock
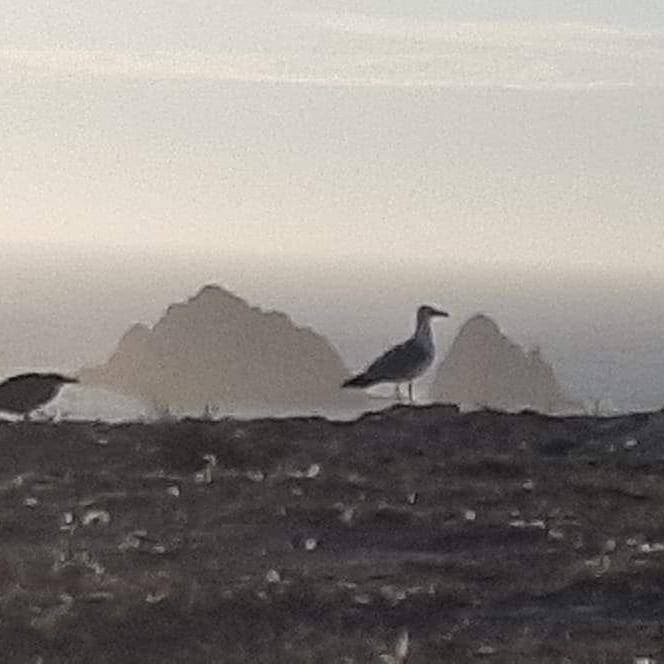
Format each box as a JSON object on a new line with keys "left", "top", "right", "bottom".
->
{"left": 79, "top": 285, "right": 361, "bottom": 417}
{"left": 430, "top": 314, "right": 580, "bottom": 414}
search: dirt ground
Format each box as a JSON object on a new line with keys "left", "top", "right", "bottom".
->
{"left": 1, "top": 405, "right": 664, "bottom": 663}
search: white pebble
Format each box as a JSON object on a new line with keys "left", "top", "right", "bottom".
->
{"left": 624, "top": 438, "right": 639, "bottom": 450}
{"left": 146, "top": 591, "right": 168, "bottom": 604}
{"left": 353, "top": 593, "right": 371, "bottom": 605}
{"left": 305, "top": 463, "right": 321, "bottom": 479}
{"left": 82, "top": 509, "right": 111, "bottom": 526}
{"left": 24, "top": 497, "right": 38, "bottom": 507}
{"left": 464, "top": 509, "right": 477, "bottom": 522}
{"left": 548, "top": 529, "right": 565, "bottom": 541}
{"left": 477, "top": 645, "right": 496, "bottom": 656}
{"left": 202, "top": 453, "right": 218, "bottom": 466}
{"left": 265, "top": 569, "right": 281, "bottom": 584}
{"left": 304, "top": 538, "right": 318, "bottom": 551}
{"left": 522, "top": 480, "right": 535, "bottom": 491}
{"left": 246, "top": 470, "right": 265, "bottom": 483}
{"left": 167, "top": 485, "right": 180, "bottom": 497}
{"left": 640, "top": 542, "right": 664, "bottom": 554}
{"left": 604, "top": 539, "right": 617, "bottom": 553}
{"left": 339, "top": 507, "right": 355, "bottom": 525}
{"left": 194, "top": 467, "right": 213, "bottom": 484}
{"left": 395, "top": 629, "right": 410, "bottom": 660}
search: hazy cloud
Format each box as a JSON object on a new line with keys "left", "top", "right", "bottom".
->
{"left": 2, "top": 13, "right": 663, "bottom": 89}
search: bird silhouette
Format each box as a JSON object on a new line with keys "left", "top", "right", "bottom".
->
{"left": 0, "top": 373, "right": 78, "bottom": 420}
{"left": 342, "top": 305, "right": 449, "bottom": 403}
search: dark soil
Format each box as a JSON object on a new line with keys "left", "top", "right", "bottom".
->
{"left": 1, "top": 405, "right": 664, "bottom": 663}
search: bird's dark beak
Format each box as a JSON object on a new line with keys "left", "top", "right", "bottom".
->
{"left": 63, "top": 376, "right": 79, "bottom": 384}
{"left": 433, "top": 309, "right": 449, "bottom": 318}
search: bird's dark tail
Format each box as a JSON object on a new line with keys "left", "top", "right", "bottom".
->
{"left": 342, "top": 373, "right": 373, "bottom": 388}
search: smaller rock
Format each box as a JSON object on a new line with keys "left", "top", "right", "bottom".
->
{"left": 304, "top": 538, "right": 318, "bottom": 551}
{"left": 603, "top": 539, "right": 617, "bottom": 553}
{"left": 265, "top": 569, "right": 281, "bottom": 584}
{"left": 82, "top": 509, "right": 111, "bottom": 527}
{"left": 305, "top": 464, "right": 321, "bottom": 479}
{"left": 194, "top": 467, "right": 213, "bottom": 484}
{"left": 464, "top": 509, "right": 477, "bottom": 522}
{"left": 477, "top": 645, "right": 496, "bottom": 656}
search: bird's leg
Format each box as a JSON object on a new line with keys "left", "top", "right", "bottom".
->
{"left": 408, "top": 382, "right": 414, "bottom": 404}
{"left": 394, "top": 384, "right": 402, "bottom": 402}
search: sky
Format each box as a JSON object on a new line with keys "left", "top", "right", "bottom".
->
{"left": 1, "top": 1, "right": 664, "bottom": 409}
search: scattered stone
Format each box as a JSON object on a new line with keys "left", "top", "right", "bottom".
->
{"left": 624, "top": 438, "right": 639, "bottom": 450}
{"left": 406, "top": 492, "right": 417, "bottom": 505}
{"left": 246, "top": 470, "right": 265, "bottom": 483}
{"left": 477, "top": 645, "right": 496, "bottom": 656}
{"left": 335, "top": 503, "right": 355, "bottom": 525}
{"left": 604, "top": 539, "right": 617, "bottom": 553}
{"left": 82, "top": 509, "right": 111, "bottom": 527}
{"left": 380, "top": 586, "right": 407, "bottom": 605}
{"left": 464, "top": 509, "right": 477, "bottom": 522}
{"left": 354, "top": 593, "right": 371, "bottom": 605}
{"left": 146, "top": 591, "right": 168, "bottom": 604}
{"left": 167, "top": 485, "right": 181, "bottom": 497}
{"left": 640, "top": 543, "right": 664, "bottom": 554}
{"left": 509, "top": 519, "right": 545, "bottom": 530}
{"left": 395, "top": 629, "right": 409, "bottom": 662}
{"left": 118, "top": 532, "right": 143, "bottom": 551}
{"left": 522, "top": 480, "right": 535, "bottom": 491}
{"left": 305, "top": 463, "right": 321, "bottom": 478}
{"left": 548, "top": 529, "right": 565, "bottom": 541}
{"left": 265, "top": 569, "right": 281, "bottom": 584}
{"left": 304, "top": 538, "right": 318, "bottom": 551}
{"left": 24, "top": 497, "right": 38, "bottom": 507}
{"left": 194, "top": 466, "right": 213, "bottom": 484}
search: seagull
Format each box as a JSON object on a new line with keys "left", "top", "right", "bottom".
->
{"left": 342, "top": 305, "right": 449, "bottom": 403}
{"left": 0, "top": 373, "right": 78, "bottom": 420}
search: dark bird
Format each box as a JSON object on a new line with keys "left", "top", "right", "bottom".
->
{"left": 342, "top": 305, "right": 449, "bottom": 403}
{"left": 0, "top": 373, "right": 78, "bottom": 420}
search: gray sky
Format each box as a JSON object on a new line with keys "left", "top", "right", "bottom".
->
{"left": 2, "top": 1, "right": 663, "bottom": 271}
{"left": 1, "top": 2, "right": 664, "bottom": 407}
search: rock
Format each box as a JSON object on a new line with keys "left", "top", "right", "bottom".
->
{"left": 78, "top": 284, "right": 368, "bottom": 416}
{"left": 430, "top": 315, "right": 579, "bottom": 414}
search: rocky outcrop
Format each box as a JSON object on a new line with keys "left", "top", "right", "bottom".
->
{"left": 430, "top": 314, "right": 580, "bottom": 414}
{"left": 79, "top": 285, "right": 361, "bottom": 416}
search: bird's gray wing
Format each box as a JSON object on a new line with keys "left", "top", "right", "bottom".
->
{"left": 362, "top": 338, "right": 429, "bottom": 383}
